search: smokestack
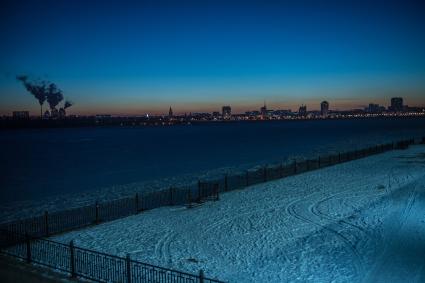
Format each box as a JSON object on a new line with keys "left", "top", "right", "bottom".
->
{"left": 16, "top": 75, "right": 47, "bottom": 118}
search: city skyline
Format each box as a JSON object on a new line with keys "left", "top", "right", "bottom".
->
{"left": 5, "top": 95, "right": 423, "bottom": 118}
{"left": 3, "top": 89, "right": 425, "bottom": 117}
{"left": 1, "top": 0, "right": 425, "bottom": 115}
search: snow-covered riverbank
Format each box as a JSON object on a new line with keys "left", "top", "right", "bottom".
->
{"left": 50, "top": 145, "right": 425, "bottom": 282}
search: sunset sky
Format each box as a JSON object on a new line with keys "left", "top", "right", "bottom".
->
{"left": 1, "top": 0, "right": 425, "bottom": 115}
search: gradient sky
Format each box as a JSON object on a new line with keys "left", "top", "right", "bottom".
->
{"left": 1, "top": 0, "right": 425, "bottom": 115}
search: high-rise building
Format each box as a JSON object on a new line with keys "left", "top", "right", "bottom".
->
{"left": 169, "top": 106, "right": 173, "bottom": 118}
{"left": 298, "top": 105, "right": 307, "bottom": 116}
{"left": 390, "top": 97, "right": 403, "bottom": 112}
{"left": 321, "top": 101, "right": 329, "bottom": 117}
{"left": 222, "top": 106, "right": 232, "bottom": 120}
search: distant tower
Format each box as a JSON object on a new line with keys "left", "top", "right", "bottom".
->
{"left": 260, "top": 101, "right": 267, "bottom": 117}
{"left": 321, "top": 101, "right": 329, "bottom": 117}
{"left": 298, "top": 105, "right": 307, "bottom": 116}
{"left": 169, "top": 106, "right": 173, "bottom": 118}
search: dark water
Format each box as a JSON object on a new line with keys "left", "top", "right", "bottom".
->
{"left": 0, "top": 117, "right": 424, "bottom": 204}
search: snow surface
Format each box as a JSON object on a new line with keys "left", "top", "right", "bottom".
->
{"left": 52, "top": 145, "right": 425, "bottom": 283}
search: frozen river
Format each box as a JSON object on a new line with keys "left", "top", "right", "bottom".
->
{"left": 0, "top": 117, "right": 424, "bottom": 211}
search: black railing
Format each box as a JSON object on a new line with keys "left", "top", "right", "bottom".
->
{"left": 0, "top": 138, "right": 419, "bottom": 241}
{"left": 0, "top": 229, "right": 224, "bottom": 283}
{"left": 0, "top": 137, "right": 421, "bottom": 282}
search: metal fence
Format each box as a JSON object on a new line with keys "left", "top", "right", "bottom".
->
{"left": 0, "top": 137, "right": 420, "bottom": 282}
{"left": 0, "top": 229, "right": 223, "bottom": 283}
{"left": 0, "top": 138, "right": 418, "bottom": 240}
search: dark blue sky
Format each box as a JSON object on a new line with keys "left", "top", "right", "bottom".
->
{"left": 1, "top": 0, "right": 424, "bottom": 115}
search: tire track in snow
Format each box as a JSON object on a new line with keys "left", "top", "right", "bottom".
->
{"left": 285, "top": 196, "right": 365, "bottom": 276}
{"left": 310, "top": 192, "right": 375, "bottom": 240}
{"left": 154, "top": 229, "right": 175, "bottom": 265}
{"left": 362, "top": 180, "right": 422, "bottom": 282}
{"left": 197, "top": 201, "right": 296, "bottom": 265}
{"left": 201, "top": 202, "right": 297, "bottom": 240}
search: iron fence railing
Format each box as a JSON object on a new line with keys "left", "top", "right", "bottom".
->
{"left": 0, "top": 138, "right": 418, "bottom": 241}
{"left": 0, "top": 137, "right": 421, "bottom": 282}
{"left": 0, "top": 229, "right": 224, "bottom": 283}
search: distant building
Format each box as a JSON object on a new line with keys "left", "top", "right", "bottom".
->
{"left": 191, "top": 112, "right": 211, "bottom": 120}
{"left": 12, "top": 111, "right": 29, "bottom": 119}
{"left": 222, "top": 106, "right": 232, "bottom": 120}
{"left": 273, "top": 109, "right": 292, "bottom": 117}
{"left": 321, "top": 101, "right": 329, "bottom": 117}
{"left": 298, "top": 105, "right": 307, "bottom": 116}
{"left": 44, "top": 110, "right": 51, "bottom": 119}
{"left": 367, "top": 103, "right": 379, "bottom": 113}
{"left": 95, "top": 114, "right": 112, "bottom": 119}
{"left": 260, "top": 101, "right": 267, "bottom": 117}
{"left": 169, "top": 106, "right": 173, "bottom": 118}
{"left": 390, "top": 97, "right": 403, "bottom": 112}
{"left": 366, "top": 103, "right": 385, "bottom": 113}
{"left": 212, "top": 111, "right": 220, "bottom": 118}
{"left": 245, "top": 111, "right": 260, "bottom": 117}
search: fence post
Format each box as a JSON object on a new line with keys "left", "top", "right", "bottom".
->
{"left": 135, "top": 193, "right": 139, "bottom": 214}
{"left": 318, "top": 156, "right": 321, "bottom": 167}
{"left": 126, "top": 253, "right": 131, "bottom": 283}
{"left": 187, "top": 190, "right": 193, "bottom": 209}
{"left": 263, "top": 166, "right": 267, "bottom": 182}
{"left": 25, "top": 233, "right": 31, "bottom": 264}
{"left": 199, "top": 269, "right": 205, "bottom": 283}
{"left": 44, "top": 211, "right": 49, "bottom": 237}
{"left": 169, "top": 187, "right": 173, "bottom": 205}
{"left": 338, "top": 152, "right": 341, "bottom": 163}
{"left": 197, "top": 180, "right": 201, "bottom": 203}
{"left": 139, "top": 196, "right": 143, "bottom": 212}
{"left": 95, "top": 201, "right": 99, "bottom": 224}
{"left": 214, "top": 184, "right": 220, "bottom": 201}
{"left": 224, "top": 174, "right": 228, "bottom": 191}
{"left": 70, "top": 240, "right": 76, "bottom": 278}
{"left": 280, "top": 162, "right": 283, "bottom": 178}
{"left": 245, "top": 171, "right": 249, "bottom": 186}
{"left": 198, "top": 180, "right": 202, "bottom": 203}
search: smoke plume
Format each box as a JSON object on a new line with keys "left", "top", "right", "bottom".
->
{"left": 46, "top": 83, "right": 63, "bottom": 110}
{"left": 16, "top": 75, "right": 47, "bottom": 106}
{"left": 64, "top": 100, "right": 73, "bottom": 109}
{"left": 17, "top": 75, "right": 72, "bottom": 117}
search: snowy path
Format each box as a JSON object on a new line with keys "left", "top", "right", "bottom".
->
{"left": 52, "top": 145, "right": 425, "bottom": 282}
